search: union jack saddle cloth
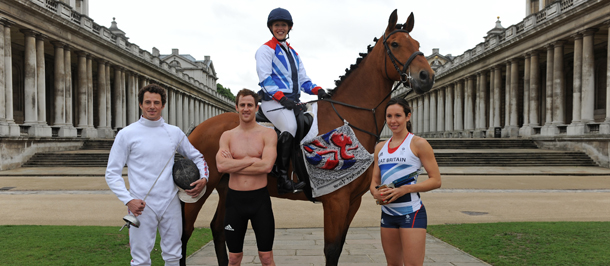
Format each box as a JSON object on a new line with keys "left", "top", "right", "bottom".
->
{"left": 301, "top": 123, "right": 374, "bottom": 197}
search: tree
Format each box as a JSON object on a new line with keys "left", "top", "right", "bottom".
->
{"left": 216, "top": 83, "right": 235, "bottom": 101}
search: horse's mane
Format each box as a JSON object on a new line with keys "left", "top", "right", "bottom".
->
{"left": 328, "top": 39, "right": 376, "bottom": 96}
{"left": 329, "top": 25, "right": 408, "bottom": 96}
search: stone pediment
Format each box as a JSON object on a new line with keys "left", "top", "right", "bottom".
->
{"left": 161, "top": 54, "right": 198, "bottom": 69}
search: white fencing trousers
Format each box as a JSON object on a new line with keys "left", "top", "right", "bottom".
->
{"left": 129, "top": 194, "right": 182, "bottom": 266}
{"left": 260, "top": 100, "right": 297, "bottom": 137}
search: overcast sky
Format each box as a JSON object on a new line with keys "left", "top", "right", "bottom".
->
{"left": 90, "top": 1, "right": 525, "bottom": 102}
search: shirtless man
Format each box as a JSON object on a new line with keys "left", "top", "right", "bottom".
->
{"left": 216, "top": 88, "right": 277, "bottom": 266}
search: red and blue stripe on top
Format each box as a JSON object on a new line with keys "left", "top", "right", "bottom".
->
{"left": 255, "top": 37, "right": 320, "bottom": 102}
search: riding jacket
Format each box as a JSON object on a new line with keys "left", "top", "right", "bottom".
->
{"left": 256, "top": 37, "right": 320, "bottom": 102}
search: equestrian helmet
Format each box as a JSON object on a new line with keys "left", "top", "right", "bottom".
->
{"left": 267, "top": 8, "right": 293, "bottom": 28}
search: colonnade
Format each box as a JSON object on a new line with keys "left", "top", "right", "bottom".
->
{"left": 405, "top": 23, "right": 610, "bottom": 138}
{"left": 0, "top": 19, "right": 228, "bottom": 138}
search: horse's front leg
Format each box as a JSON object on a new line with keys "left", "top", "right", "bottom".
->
{"left": 211, "top": 175, "right": 230, "bottom": 266}
{"left": 321, "top": 192, "right": 353, "bottom": 266}
{"left": 180, "top": 194, "right": 209, "bottom": 266}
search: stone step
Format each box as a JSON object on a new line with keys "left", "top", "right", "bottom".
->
{"left": 22, "top": 153, "right": 184, "bottom": 167}
{"left": 81, "top": 140, "right": 114, "bottom": 150}
{"left": 21, "top": 139, "right": 597, "bottom": 168}
{"left": 427, "top": 139, "right": 538, "bottom": 149}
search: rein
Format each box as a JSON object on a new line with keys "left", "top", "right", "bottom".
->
{"left": 317, "top": 28, "right": 423, "bottom": 142}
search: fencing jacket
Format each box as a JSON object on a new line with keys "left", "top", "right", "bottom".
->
{"left": 256, "top": 37, "right": 318, "bottom": 102}
{"left": 105, "top": 116, "right": 209, "bottom": 216}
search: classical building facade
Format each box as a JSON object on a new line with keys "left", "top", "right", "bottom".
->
{"left": 397, "top": 0, "right": 610, "bottom": 167}
{"left": 0, "top": 0, "right": 235, "bottom": 170}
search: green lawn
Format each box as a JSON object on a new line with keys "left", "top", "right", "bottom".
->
{"left": 428, "top": 222, "right": 610, "bottom": 266}
{"left": 3, "top": 222, "right": 610, "bottom": 265}
{"left": 0, "top": 225, "right": 212, "bottom": 266}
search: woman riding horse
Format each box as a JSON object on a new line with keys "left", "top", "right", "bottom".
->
{"left": 256, "top": 7, "right": 329, "bottom": 194}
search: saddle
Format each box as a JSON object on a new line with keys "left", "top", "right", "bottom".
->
{"left": 256, "top": 106, "right": 316, "bottom": 201}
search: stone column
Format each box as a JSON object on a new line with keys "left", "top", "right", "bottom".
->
{"left": 136, "top": 75, "right": 143, "bottom": 118}
{"left": 569, "top": 34, "right": 583, "bottom": 135}
{"left": 493, "top": 65, "right": 502, "bottom": 130}
{"left": 479, "top": 71, "right": 487, "bottom": 132}
{"left": 552, "top": 41, "right": 566, "bottom": 127}
{"left": 0, "top": 21, "right": 5, "bottom": 135}
{"left": 486, "top": 67, "right": 496, "bottom": 137}
{"left": 475, "top": 73, "right": 481, "bottom": 130}
{"left": 138, "top": 76, "right": 145, "bottom": 92}
{"left": 409, "top": 99, "right": 415, "bottom": 133}
{"left": 189, "top": 96, "right": 195, "bottom": 128}
{"left": 2, "top": 21, "right": 19, "bottom": 136}
{"left": 417, "top": 95, "right": 424, "bottom": 135}
{"left": 76, "top": 52, "right": 88, "bottom": 128}
{"left": 423, "top": 93, "right": 430, "bottom": 133}
{"left": 161, "top": 85, "right": 169, "bottom": 121}
{"left": 84, "top": 55, "right": 96, "bottom": 137}
{"left": 201, "top": 102, "right": 205, "bottom": 122}
{"left": 581, "top": 29, "right": 597, "bottom": 124}
{"left": 200, "top": 102, "right": 206, "bottom": 121}
{"left": 529, "top": 51, "right": 540, "bottom": 128}
{"left": 133, "top": 74, "right": 139, "bottom": 122}
{"left": 176, "top": 92, "right": 183, "bottom": 131}
{"left": 207, "top": 103, "right": 212, "bottom": 121}
{"left": 437, "top": 88, "right": 444, "bottom": 134}
{"left": 169, "top": 89, "right": 176, "bottom": 126}
{"left": 582, "top": 28, "right": 598, "bottom": 128}
{"left": 455, "top": 80, "right": 464, "bottom": 131}
{"left": 194, "top": 99, "right": 200, "bottom": 125}
{"left": 201, "top": 101, "right": 205, "bottom": 122}
{"left": 22, "top": 30, "right": 38, "bottom": 128}
{"left": 183, "top": 94, "right": 189, "bottom": 131}
{"left": 504, "top": 61, "right": 511, "bottom": 132}
{"left": 121, "top": 70, "right": 126, "bottom": 128}
{"left": 113, "top": 68, "right": 121, "bottom": 129}
{"left": 126, "top": 71, "right": 136, "bottom": 125}
{"left": 36, "top": 34, "right": 50, "bottom": 136}
{"left": 445, "top": 85, "right": 454, "bottom": 135}
{"left": 520, "top": 54, "right": 531, "bottom": 136}
{"left": 429, "top": 91, "right": 436, "bottom": 133}
{"left": 544, "top": 44, "right": 554, "bottom": 127}
{"left": 602, "top": 22, "right": 610, "bottom": 134}
{"left": 64, "top": 46, "right": 73, "bottom": 129}
{"left": 508, "top": 58, "right": 520, "bottom": 137}
{"left": 465, "top": 76, "right": 474, "bottom": 132}
{"left": 52, "top": 42, "right": 66, "bottom": 127}
{"left": 105, "top": 63, "right": 111, "bottom": 131}
{"left": 96, "top": 59, "right": 106, "bottom": 129}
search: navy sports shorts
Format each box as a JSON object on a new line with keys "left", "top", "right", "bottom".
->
{"left": 380, "top": 204, "right": 427, "bottom": 229}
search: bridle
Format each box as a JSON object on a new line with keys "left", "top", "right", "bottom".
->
{"left": 318, "top": 26, "right": 424, "bottom": 141}
{"left": 382, "top": 25, "right": 424, "bottom": 89}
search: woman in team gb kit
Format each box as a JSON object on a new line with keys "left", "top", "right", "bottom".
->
{"left": 256, "top": 7, "right": 329, "bottom": 194}
{"left": 370, "top": 97, "right": 442, "bottom": 266}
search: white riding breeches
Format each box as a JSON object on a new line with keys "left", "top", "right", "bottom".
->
{"left": 129, "top": 194, "right": 182, "bottom": 266}
{"left": 260, "top": 100, "right": 297, "bottom": 137}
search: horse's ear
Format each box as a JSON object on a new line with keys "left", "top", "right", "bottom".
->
{"left": 386, "top": 9, "right": 398, "bottom": 34}
{"left": 404, "top": 12, "right": 414, "bottom": 33}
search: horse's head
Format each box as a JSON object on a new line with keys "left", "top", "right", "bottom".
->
{"left": 378, "top": 10, "right": 434, "bottom": 94}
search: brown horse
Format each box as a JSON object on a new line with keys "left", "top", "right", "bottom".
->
{"left": 181, "top": 9, "right": 434, "bottom": 266}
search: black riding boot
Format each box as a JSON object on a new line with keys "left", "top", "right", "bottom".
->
{"left": 277, "top": 131, "right": 306, "bottom": 194}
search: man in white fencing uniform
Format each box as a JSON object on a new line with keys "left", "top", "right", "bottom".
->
{"left": 106, "top": 84, "right": 209, "bottom": 266}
